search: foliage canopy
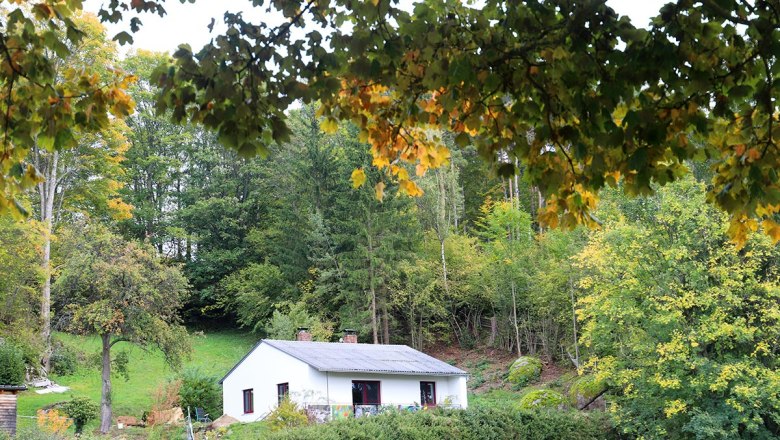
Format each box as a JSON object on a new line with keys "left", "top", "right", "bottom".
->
{"left": 1, "top": 1, "right": 780, "bottom": 243}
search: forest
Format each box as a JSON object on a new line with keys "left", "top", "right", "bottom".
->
{"left": 1, "top": 0, "right": 780, "bottom": 439}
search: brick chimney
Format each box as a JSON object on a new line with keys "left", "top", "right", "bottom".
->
{"left": 296, "top": 327, "right": 312, "bottom": 342}
{"left": 342, "top": 329, "right": 358, "bottom": 344}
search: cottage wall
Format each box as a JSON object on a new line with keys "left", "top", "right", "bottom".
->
{"left": 222, "top": 342, "right": 470, "bottom": 423}
{"left": 222, "top": 344, "right": 319, "bottom": 422}
{"left": 317, "top": 372, "right": 468, "bottom": 408}
{"left": 0, "top": 391, "right": 18, "bottom": 437}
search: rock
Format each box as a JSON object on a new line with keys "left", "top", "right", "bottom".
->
{"left": 569, "top": 375, "right": 606, "bottom": 410}
{"left": 209, "top": 414, "right": 239, "bottom": 429}
{"left": 507, "top": 356, "right": 543, "bottom": 386}
{"left": 518, "top": 389, "right": 567, "bottom": 409}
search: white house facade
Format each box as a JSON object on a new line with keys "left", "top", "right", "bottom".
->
{"left": 220, "top": 330, "right": 469, "bottom": 422}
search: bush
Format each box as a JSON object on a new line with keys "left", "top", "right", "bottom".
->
{"left": 568, "top": 375, "right": 605, "bottom": 408}
{"left": 264, "top": 406, "right": 616, "bottom": 440}
{"left": 0, "top": 342, "right": 25, "bottom": 385}
{"left": 178, "top": 368, "right": 221, "bottom": 419}
{"left": 266, "top": 397, "right": 308, "bottom": 432}
{"left": 507, "top": 356, "right": 542, "bottom": 387}
{"left": 61, "top": 397, "right": 99, "bottom": 434}
{"left": 49, "top": 341, "right": 80, "bottom": 376}
{"left": 518, "top": 389, "right": 567, "bottom": 409}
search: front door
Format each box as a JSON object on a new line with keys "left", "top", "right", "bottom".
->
{"left": 420, "top": 381, "right": 436, "bottom": 407}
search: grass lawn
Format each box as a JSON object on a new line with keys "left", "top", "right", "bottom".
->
{"left": 17, "top": 330, "right": 257, "bottom": 434}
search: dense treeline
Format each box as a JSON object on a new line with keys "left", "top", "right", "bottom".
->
{"left": 1, "top": 42, "right": 780, "bottom": 437}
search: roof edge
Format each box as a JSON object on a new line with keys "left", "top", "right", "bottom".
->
{"left": 219, "top": 339, "right": 264, "bottom": 384}
{"left": 318, "top": 368, "right": 469, "bottom": 377}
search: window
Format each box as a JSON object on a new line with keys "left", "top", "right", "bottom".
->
{"left": 420, "top": 381, "right": 436, "bottom": 407}
{"left": 351, "top": 380, "right": 381, "bottom": 405}
{"left": 242, "top": 389, "right": 254, "bottom": 414}
{"left": 277, "top": 382, "right": 289, "bottom": 404}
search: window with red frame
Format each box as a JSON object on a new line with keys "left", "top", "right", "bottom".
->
{"left": 351, "top": 380, "right": 381, "bottom": 405}
{"left": 242, "top": 388, "right": 253, "bottom": 413}
{"left": 277, "top": 382, "right": 289, "bottom": 404}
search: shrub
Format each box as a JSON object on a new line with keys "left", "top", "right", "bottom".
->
{"left": 61, "top": 397, "right": 99, "bottom": 434}
{"left": 265, "top": 406, "right": 616, "bottom": 440}
{"left": 36, "top": 408, "right": 72, "bottom": 436}
{"left": 178, "top": 368, "right": 221, "bottom": 419}
{"left": 518, "top": 389, "right": 567, "bottom": 409}
{"left": 49, "top": 341, "right": 80, "bottom": 376}
{"left": 266, "top": 397, "right": 308, "bottom": 432}
{"left": 0, "top": 342, "right": 25, "bottom": 385}
{"left": 507, "top": 356, "right": 542, "bottom": 387}
{"left": 568, "top": 375, "right": 605, "bottom": 408}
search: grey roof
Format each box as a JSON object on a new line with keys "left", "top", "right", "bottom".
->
{"left": 0, "top": 385, "right": 26, "bottom": 391}
{"left": 220, "top": 340, "right": 467, "bottom": 383}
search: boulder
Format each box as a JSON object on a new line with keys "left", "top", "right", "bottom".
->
{"left": 507, "top": 356, "right": 542, "bottom": 386}
{"left": 209, "top": 414, "right": 239, "bottom": 430}
{"left": 568, "top": 375, "right": 606, "bottom": 410}
{"left": 518, "top": 389, "right": 566, "bottom": 409}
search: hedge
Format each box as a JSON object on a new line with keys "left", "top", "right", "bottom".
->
{"left": 265, "top": 406, "right": 616, "bottom": 440}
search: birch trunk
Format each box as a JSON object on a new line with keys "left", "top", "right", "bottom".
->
{"left": 436, "top": 171, "right": 450, "bottom": 295}
{"left": 511, "top": 280, "right": 521, "bottom": 356}
{"left": 38, "top": 150, "right": 58, "bottom": 373}
{"left": 100, "top": 333, "right": 112, "bottom": 434}
{"left": 569, "top": 276, "right": 580, "bottom": 368}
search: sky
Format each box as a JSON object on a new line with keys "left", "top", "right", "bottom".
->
{"left": 82, "top": 0, "right": 670, "bottom": 55}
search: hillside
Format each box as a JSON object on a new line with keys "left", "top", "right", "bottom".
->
{"left": 16, "top": 332, "right": 581, "bottom": 437}
{"left": 16, "top": 331, "right": 256, "bottom": 435}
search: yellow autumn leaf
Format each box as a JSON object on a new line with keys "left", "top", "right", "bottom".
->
{"left": 321, "top": 118, "right": 339, "bottom": 134}
{"left": 762, "top": 219, "right": 780, "bottom": 243}
{"left": 399, "top": 179, "right": 423, "bottom": 197}
{"left": 375, "top": 181, "right": 385, "bottom": 201}
{"left": 372, "top": 155, "right": 390, "bottom": 168}
{"left": 351, "top": 168, "right": 367, "bottom": 188}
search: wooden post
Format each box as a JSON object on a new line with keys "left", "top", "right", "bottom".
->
{"left": 0, "top": 385, "right": 26, "bottom": 437}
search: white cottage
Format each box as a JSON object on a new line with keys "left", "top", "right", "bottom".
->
{"left": 220, "top": 329, "right": 469, "bottom": 422}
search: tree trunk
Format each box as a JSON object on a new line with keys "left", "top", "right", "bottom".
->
{"left": 449, "top": 160, "right": 459, "bottom": 232}
{"left": 39, "top": 150, "right": 58, "bottom": 373}
{"left": 569, "top": 275, "right": 580, "bottom": 368}
{"left": 382, "top": 300, "right": 390, "bottom": 344}
{"left": 370, "top": 283, "right": 378, "bottom": 345}
{"left": 488, "top": 315, "right": 498, "bottom": 347}
{"left": 511, "top": 280, "right": 521, "bottom": 356}
{"left": 366, "top": 211, "right": 379, "bottom": 344}
{"left": 436, "top": 170, "right": 450, "bottom": 296}
{"left": 100, "top": 333, "right": 112, "bottom": 434}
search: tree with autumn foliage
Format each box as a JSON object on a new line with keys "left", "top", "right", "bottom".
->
{"left": 53, "top": 222, "right": 189, "bottom": 434}
{"left": 0, "top": 8, "right": 132, "bottom": 374}
{"left": 0, "top": 1, "right": 134, "bottom": 216}
{"left": 5, "top": 1, "right": 780, "bottom": 246}
{"left": 576, "top": 176, "right": 780, "bottom": 438}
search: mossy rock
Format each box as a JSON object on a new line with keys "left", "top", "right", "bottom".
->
{"left": 507, "top": 356, "right": 542, "bottom": 386}
{"left": 518, "top": 389, "right": 566, "bottom": 409}
{"left": 568, "top": 375, "right": 606, "bottom": 408}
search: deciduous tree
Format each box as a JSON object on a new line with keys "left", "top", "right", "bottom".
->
{"left": 53, "top": 223, "right": 189, "bottom": 434}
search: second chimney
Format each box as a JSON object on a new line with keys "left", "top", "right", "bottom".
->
{"left": 296, "top": 327, "right": 312, "bottom": 342}
{"left": 342, "top": 329, "right": 358, "bottom": 344}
